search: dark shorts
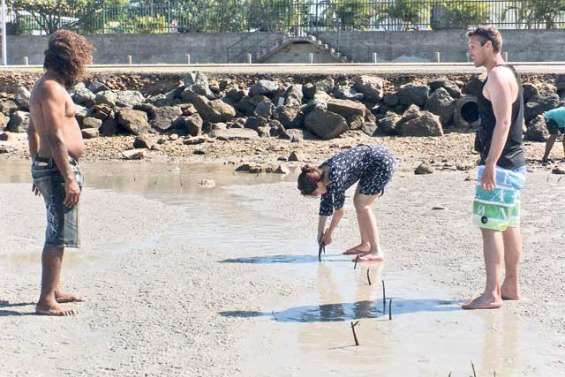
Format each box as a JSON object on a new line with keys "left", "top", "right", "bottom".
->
{"left": 31, "top": 157, "right": 83, "bottom": 249}
{"left": 358, "top": 145, "right": 396, "bottom": 196}
{"left": 547, "top": 119, "right": 565, "bottom": 136}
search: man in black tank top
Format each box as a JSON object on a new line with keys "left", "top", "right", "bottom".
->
{"left": 463, "top": 26, "right": 526, "bottom": 310}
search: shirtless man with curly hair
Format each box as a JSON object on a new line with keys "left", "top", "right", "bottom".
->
{"left": 27, "top": 30, "right": 93, "bottom": 316}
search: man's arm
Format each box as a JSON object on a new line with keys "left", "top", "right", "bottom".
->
{"left": 38, "top": 82, "right": 80, "bottom": 207}
{"left": 482, "top": 69, "right": 514, "bottom": 190}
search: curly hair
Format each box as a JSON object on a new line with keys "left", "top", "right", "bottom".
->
{"left": 44, "top": 30, "right": 94, "bottom": 88}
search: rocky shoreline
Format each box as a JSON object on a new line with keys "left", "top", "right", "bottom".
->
{"left": 1, "top": 71, "right": 565, "bottom": 174}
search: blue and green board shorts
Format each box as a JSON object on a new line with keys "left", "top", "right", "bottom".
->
{"left": 473, "top": 165, "right": 526, "bottom": 232}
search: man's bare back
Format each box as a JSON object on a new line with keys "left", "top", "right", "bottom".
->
{"left": 30, "top": 76, "right": 84, "bottom": 160}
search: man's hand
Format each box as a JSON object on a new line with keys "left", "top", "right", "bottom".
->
{"left": 64, "top": 179, "right": 81, "bottom": 208}
{"left": 32, "top": 183, "right": 41, "bottom": 197}
{"left": 481, "top": 164, "right": 496, "bottom": 191}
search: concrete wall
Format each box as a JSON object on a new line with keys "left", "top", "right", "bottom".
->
{"left": 5, "top": 32, "right": 283, "bottom": 65}
{"left": 314, "top": 30, "right": 565, "bottom": 63}
{"left": 5, "top": 29, "right": 565, "bottom": 65}
{"left": 264, "top": 42, "right": 338, "bottom": 64}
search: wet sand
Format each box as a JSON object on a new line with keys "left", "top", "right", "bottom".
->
{"left": 0, "top": 160, "right": 564, "bottom": 376}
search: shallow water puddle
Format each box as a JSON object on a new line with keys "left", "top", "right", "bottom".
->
{"left": 1, "top": 160, "right": 562, "bottom": 376}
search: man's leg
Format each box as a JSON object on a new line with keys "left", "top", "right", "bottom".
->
{"left": 542, "top": 135, "right": 557, "bottom": 164}
{"left": 462, "top": 229, "right": 504, "bottom": 309}
{"left": 36, "top": 246, "right": 75, "bottom": 316}
{"left": 501, "top": 227, "right": 522, "bottom": 300}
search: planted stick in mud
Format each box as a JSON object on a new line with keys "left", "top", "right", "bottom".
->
{"left": 318, "top": 243, "right": 324, "bottom": 262}
{"left": 354, "top": 256, "right": 359, "bottom": 270}
{"left": 388, "top": 298, "right": 392, "bottom": 320}
{"left": 471, "top": 362, "right": 477, "bottom": 377}
{"left": 366, "top": 268, "right": 372, "bottom": 285}
{"left": 382, "top": 280, "right": 386, "bottom": 313}
{"left": 350, "top": 321, "right": 360, "bottom": 346}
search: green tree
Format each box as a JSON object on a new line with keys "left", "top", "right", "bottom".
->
{"left": 323, "top": 0, "right": 374, "bottom": 31}
{"left": 380, "top": 0, "right": 428, "bottom": 31}
{"left": 503, "top": 0, "right": 565, "bottom": 29}
{"left": 430, "top": 1, "right": 490, "bottom": 30}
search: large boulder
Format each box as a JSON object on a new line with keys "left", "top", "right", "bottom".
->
{"left": 275, "top": 105, "right": 302, "bottom": 129}
{"left": 334, "top": 85, "right": 364, "bottom": 101}
{"left": 254, "top": 99, "right": 275, "bottom": 118}
{"left": 150, "top": 106, "right": 182, "bottom": 132}
{"left": 352, "top": 75, "right": 384, "bottom": 102}
{"left": 285, "top": 84, "right": 304, "bottom": 106}
{"left": 236, "top": 95, "right": 268, "bottom": 115}
{"left": 315, "top": 78, "right": 335, "bottom": 93}
{"left": 72, "top": 83, "right": 96, "bottom": 107}
{"left": 304, "top": 109, "right": 348, "bottom": 140}
{"left": 249, "top": 80, "right": 279, "bottom": 97}
{"left": 397, "top": 106, "right": 443, "bottom": 137}
{"left": 326, "top": 98, "right": 367, "bottom": 121}
{"left": 425, "top": 87, "right": 455, "bottom": 126}
{"left": 173, "top": 113, "right": 203, "bottom": 137}
{"left": 211, "top": 128, "right": 260, "bottom": 140}
{"left": 525, "top": 94, "right": 560, "bottom": 122}
{"left": 453, "top": 96, "right": 480, "bottom": 130}
{"left": 80, "top": 116, "right": 103, "bottom": 130}
{"left": 116, "top": 90, "right": 145, "bottom": 107}
{"left": 522, "top": 83, "right": 539, "bottom": 103}
{"left": 429, "top": 77, "right": 461, "bottom": 98}
{"left": 95, "top": 90, "right": 118, "bottom": 107}
{"left": 0, "top": 99, "right": 18, "bottom": 114}
{"left": 397, "top": 83, "right": 430, "bottom": 107}
{"left": 100, "top": 118, "right": 118, "bottom": 137}
{"left": 377, "top": 111, "right": 402, "bottom": 136}
{"left": 81, "top": 128, "right": 99, "bottom": 139}
{"left": 526, "top": 115, "right": 549, "bottom": 142}
{"left": 185, "top": 91, "right": 235, "bottom": 123}
{"left": 117, "top": 109, "right": 151, "bottom": 135}
{"left": 15, "top": 86, "right": 31, "bottom": 110}
{"left": 464, "top": 75, "right": 484, "bottom": 97}
{"left": 7, "top": 111, "right": 30, "bottom": 133}
{"left": 0, "top": 113, "right": 8, "bottom": 129}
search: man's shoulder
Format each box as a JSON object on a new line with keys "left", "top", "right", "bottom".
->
{"left": 32, "top": 78, "right": 66, "bottom": 100}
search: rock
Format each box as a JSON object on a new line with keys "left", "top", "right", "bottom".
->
{"left": 552, "top": 166, "right": 565, "bottom": 175}
{"left": 211, "top": 128, "right": 259, "bottom": 140}
{"left": 122, "top": 149, "right": 146, "bottom": 160}
{"left": 100, "top": 118, "right": 118, "bottom": 137}
{"left": 525, "top": 94, "right": 560, "bottom": 122}
{"left": 169, "top": 134, "right": 179, "bottom": 141}
{"left": 315, "top": 78, "right": 335, "bottom": 93}
{"left": 7, "top": 111, "right": 30, "bottom": 133}
{"left": 285, "top": 84, "right": 304, "bottom": 106}
{"left": 362, "top": 121, "right": 378, "bottom": 136}
{"left": 397, "top": 83, "right": 430, "bottom": 107}
{"left": 74, "top": 104, "right": 88, "bottom": 122}
{"left": 237, "top": 95, "right": 268, "bottom": 115}
{"left": 0, "top": 99, "right": 18, "bottom": 114}
{"left": 150, "top": 106, "right": 182, "bottom": 132}
{"left": 352, "top": 75, "right": 384, "bottom": 102}
{"left": 313, "top": 91, "right": 332, "bottom": 103}
{"left": 200, "top": 179, "right": 216, "bottom": 188}
{"left": 268, "top": 119, "right": 286, "bottom": 138}
{"left": 191, "top": 83, "right": 216, "bottom": 100}
{"left": 383, "top": 93, "right": 399, "bottom": 106}
{"left": 377, "top": 111, "right": 402, "bottom": 135}
{"left": 133, "top": 134, "right": 154, "bottom": 149}
{"left": 275, "top": 106, "right": 302, "bottom": 128}
{"left": 526, "top": 115, "right": 549, "bottom": 142}
{"left": 303, "top": 83, "right": 316, "bottom": 99}
{"left": 0, "top": 144, "right": 14, "bottom": 154}
{"left": 0, "top": 113, "right": 7, "bottom": 129}
{"left": 80, "top": 116, "right": 103, "bottom": 130}
{"left": 117, "top": 109, "right": 151, "bottom": 135}
{"left": 245, "top": 116, "right": 269, "bottom": 131}
{"left": 226, "top": 88, "right": 246, "bottom": 103}
{"left": 429, "top": 77, "right": 461, "bottom": 98}
{"left": 522, "top": 83, "right": 539, "bottom": 103}
{"left": 326, "top": 98, "right": 367, "bottom": 121}
{"left": 173, "top": 113, "right": 203, "bottom": 137}
{"left": 95, "top": 90, "right": 118, "bottom": 106}
{"left": 274, "top": 165, "right": 289, "bottom": 174}
{"left": 116, "top": 90, "right": 145, "bottom": 107}
{"left": 81, "top": 128, "right": 99, "bottom": 139}
{"left": 304, "top": 109, "right": 348, "bottom": 140}
{"left": 398, "top": 106, "right": 444, "bottom": 137}
{"left": 453, "top": 96, "right": 480, "bottom": 129}
{"left": 181, "top": 103, "right": 198, "bottom": 116}
{"left": 91, "top": 104, "right": 114, "bottom": 121}
{"left": 72, "top": 83, "right": 96, "bottom": 106}
{"left": 425, "top": 87, "right": 456, "bottom": 126}
{"left": 254, "top": 99, "right": 275, "bottom": 118}
{"left": 348, "top": 114, "right": 365, "bottom": 130}
{"left": 186, "top": 92, "right": 236, "bottom": 122}
{"left": 285, "top": 129, "right": 314, "bottom": 142}
{"left": 87, "top": 80, "right": 108, "bottom": 93}
{"left": 211, "top": 122, "right": 228, "bottom": 131}
{"left": 257, "top": 126, "right": 271, "bottom": 138}
{"left": 184, "top": 136, "right": 207, "bottom": 145}
{"left": 0, "top": 132, "right": 13, "bottom": 141}
{"left": 334, "top": 85, "right": 364, "bottom": 101}
{"left": 182, "top": 71, "right": 209, "bottom": 88}
{"left": 288, "top": 151, "right": 303, "bottom": 161}
{"left": 415, "top": 162, "right": 433, "bottom": 175}
{"left": 464, "top": 75, "right": 484, "bottom": 97}
{"left": 249, "top": 80, "right": 279, "bottom": 96}
{"left": 236, "top": 164, "right": 251, "bottom": 172}
{"left": 15, "top": 86, "right": 31, "bottom": 110}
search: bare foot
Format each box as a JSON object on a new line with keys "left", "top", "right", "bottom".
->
{"left": 55, "top": 291, "right": 83, "bottom": 303}
{"left": 343, "top": 243, "right": 371, "bottom": 255}
{"left": 462, "top": 294, "right": 502, "bottom": 310}
{"left": 36, "top": 302, "right": 76, "bottom": 316}
{"left": 501, "top": 281, "right": 520, "bottom": 300}
{"left": 356, "top": 253, "right": 384, "bottom": 262}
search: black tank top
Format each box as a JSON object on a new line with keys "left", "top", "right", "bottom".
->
{"left": 475, "top": 64, "right": 525, "bottom": 170}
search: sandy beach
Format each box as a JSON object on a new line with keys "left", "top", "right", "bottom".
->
{"left": 0, "top": 159, "right": 564, "bottom": 376}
